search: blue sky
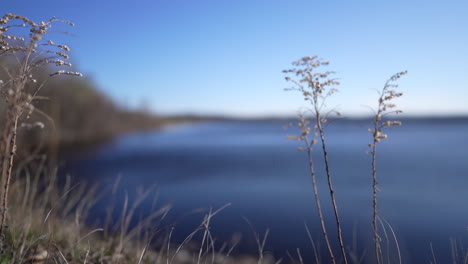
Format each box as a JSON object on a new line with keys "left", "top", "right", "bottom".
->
{"left": 3, "top": 0, "right": 468, "bottom": 117}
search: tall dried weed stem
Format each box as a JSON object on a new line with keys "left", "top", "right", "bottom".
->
{"left": 368, "top": 71, "right": 407, "bottom": 264}
{"left": 0, "top": 13, "right": 82, "bottom": 239}
{"left": 284, "top": 56, "right": 347, "bottom": 264}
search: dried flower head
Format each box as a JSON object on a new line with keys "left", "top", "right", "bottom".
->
{"left": 369, "top": 71, "right": 407, "bottom": 146}
{"left": 283, "top": 56, "right": 340, "bottom": 114}
{"left": 49, "top": 70, "right": 83, "bottom": 77}
{"left": 0, "top": 13, "right": 81, "bottom": 131}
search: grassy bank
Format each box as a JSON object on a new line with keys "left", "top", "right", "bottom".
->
{"left": 2, "top": 155, "right": 270, "bottom": 264}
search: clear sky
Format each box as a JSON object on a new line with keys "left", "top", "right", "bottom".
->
{"left": 3, "top": 0, "right": 468, "bottom": 117}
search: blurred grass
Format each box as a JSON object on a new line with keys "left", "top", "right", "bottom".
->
{"left": 0, "top": 155, "right": 268, "bottom": 264}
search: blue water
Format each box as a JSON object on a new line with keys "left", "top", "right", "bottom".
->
{"left": 62, "top": 119, "right": 468, "bottom": 263}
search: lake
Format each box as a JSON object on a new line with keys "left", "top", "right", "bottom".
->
{"left": 61, "top": 118, "right": 468, "bottom": 263}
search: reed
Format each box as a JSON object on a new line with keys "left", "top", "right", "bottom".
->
{"left": 284, "top": 56, "right": 347, "bottom": 264}
{"left": 0, "top": 13, "right": 81, "bottom": 241}
{"left": 368, "top": 71, "right": 406, "bottom": 264}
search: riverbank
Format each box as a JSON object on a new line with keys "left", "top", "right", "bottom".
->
{"left": 3, "top": 154, "right": 275, "bottom": 264}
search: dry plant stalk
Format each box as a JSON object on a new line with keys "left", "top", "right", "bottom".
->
{"left": 284, "top": 56, "right": 347, "bottom": 264}
{"left": 368, "top": 71, "right": 407, "bottom": 264}
{"left": 0, "top": 13, "right": 81, "bottom": 238}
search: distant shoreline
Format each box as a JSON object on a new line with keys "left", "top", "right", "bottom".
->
{"left": 161, "top": 114, "right": 468, "bottom": 123}
{"left": 54, "top": 114, "right": 467, "bottom": 155}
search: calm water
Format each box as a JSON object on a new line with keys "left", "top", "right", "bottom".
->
{"left": 62, "top": 119, "right": 468, "bottom": 263}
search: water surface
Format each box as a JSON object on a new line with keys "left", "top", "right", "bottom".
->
{"left": 62, "top": 119, "right": 468, "bottom": 263}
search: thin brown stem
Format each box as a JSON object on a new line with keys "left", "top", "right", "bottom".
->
{"left": 316, "top": 111, "right": 348, "bottom": 264}
{"left": 0, "top": 115, "right": 18, "bottom": 236}
{"left": 306, "top": 140, "right": 336, "bottom": 264}
{"left": 371, "top": 144, "right": 381, "bottom": 264}
{"left": 371, "top": 118, "right": 382, "bottom": 263}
